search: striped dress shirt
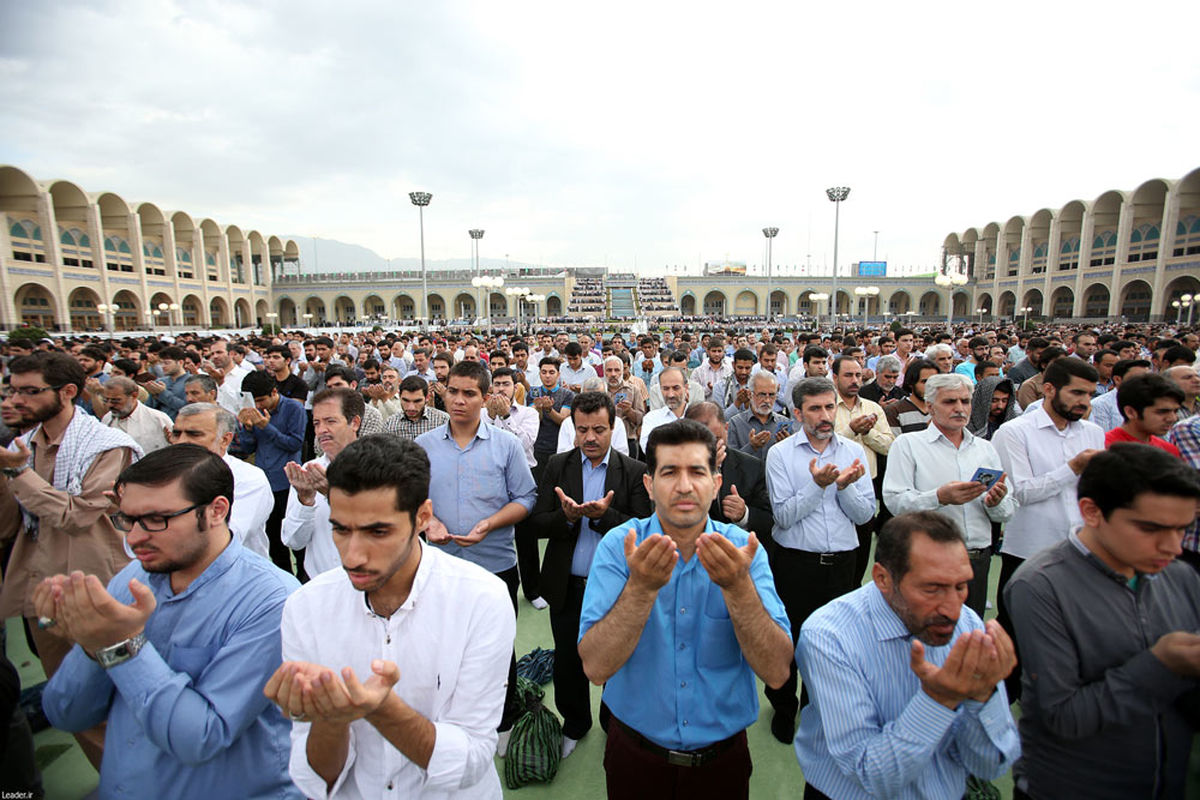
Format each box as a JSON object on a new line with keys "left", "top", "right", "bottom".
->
{"left": 1166, "top": 415, "right": 1200, "bottom": 553}
{"left": 795, "top": 583, "right": 1020, "bottom": 799}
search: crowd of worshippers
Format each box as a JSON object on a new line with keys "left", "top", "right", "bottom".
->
{"left": 0, "top": 320, "right": 1198, "bottom": 799}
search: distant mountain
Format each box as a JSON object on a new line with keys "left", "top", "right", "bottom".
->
{"left": 282, "top": 236, "right": 530, "bottom": 274}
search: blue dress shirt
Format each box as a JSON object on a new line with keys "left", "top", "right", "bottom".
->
{"left": 236, "top": 395, "right": 306, "bottom": 491}
{"left": 416, "top": 421, "right": 537, "bottom": 574}
{"left": 570, "top": 449, "right": 610, "bottom": 577}
{"left": 765, "top": 432, "right": 877, "bottom": 552}
{"left": 578, "top": 515, "right": 791, "bottom": 750}
{"left": 795, "top": 583, "right": 1020, "bottom": 799}
{"left": 42, "top": 536, "right": 302, "bottom": 800}
{"left": 150, "top": 372, "right": 190, "bottom": 419}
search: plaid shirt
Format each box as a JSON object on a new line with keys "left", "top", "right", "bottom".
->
{"left": 382, "top": 404, "right": 449, "bottom": 440}
{"left": 1166, "top": 416, "right": 1200, "bottom": 553}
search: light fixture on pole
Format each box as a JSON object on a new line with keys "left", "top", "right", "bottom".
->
{"left": 826, "top": 186, "right": 851, "bottom": 325}
{"left": 473, "top": 275, "right": 504, "bottom": 337}
{"left": 809, "top": 292, "right": 830, "bottom": 328}
{"left": 975, "top": 306, "right": 987, "bottom": 326}
{"left": 158, "top": 302, "right": 172, "bottom": 337}
{"left": 409, "top": 191, "right": 432, "bottom": 326}
{"left": 762, "top": 227, "right": 779, "bottom": 322}
{"left": 302, "top": 312, "right": 313, "bottom": 330}
{"left": 1183, "top": 293, "right": 1195, "bottom": 326}
{"left": 266, "top": 311, "right": 279, "bottom": 332}
{"left": 854, "top": 285, "right": 879, "bottom": 327}
{"left": 1019, "top": 306, "right": 1033, "bottom": 328}
{"left": 469, "top": 229, "right": 485, "bottom": 280}
{"left": 506, "top": 286, "right": 526, "bottom": 335}
{"left": 96, "top": 303, "right": 113, "bottom": 339}
{"left": 524, "top": 292, "right": 545, "bottom": 336}
{"left": 935, "top": 272, "right": 968, "bottom": 329}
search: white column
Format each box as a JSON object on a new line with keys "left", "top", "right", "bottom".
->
{"left": 1107, "top": 199, "right": 1135, "bottom": 317}
{"left": 0, "top": 214, "right": 16, "bottom": 328}
{"left": 1150, "top": 187, "right": 1178, "bottom": 321}
{"left": 36, "top": 190, "right": 70, "bottom": 332}
{"left": 1073, "top": 209, "right": 1096, "bottom": 317}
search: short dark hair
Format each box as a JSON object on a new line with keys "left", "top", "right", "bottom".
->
{"left": 1162, "top": 345, "right": 1196, "bottom": 366}
{"left": 733, "top": 348, "right": 757, "bottom": 364}
{"left": 571, "top": 391, "right": 615, "bottom": 425}
{"left": 265, "top": 344, "right": 291, "bottom": 360}
{"left": 875, "top": 511, "right": 966, "bottom": 583}
{"left": 1026, "top": 336, "right": 1051, "bottom": 351}
{"left": 1115, "top": 373, "right": 1185, "bottom": 421}
{"left": 431, "top": 351, "right": 454, "bottom": 368}
{"left": 312, "top": 336, "right": 334, "bottom": 348}
{"left": 1079, "top": 443, "right": 1200, "bottom": 518}
{"left": 1114, "top": 358, "right": 1152, "bottom": 381}
{"left": 115, "top": 443, "right": 233, "bottom": 524}
{"left": 1036, "top": 346, "right": 1067, "bottom": 370}
{"left": 448, "top": 360, "right": 490, "bottom": 394}
{"left": 240, "top": 370, "right": 276, "bottom": 398}
{"left": 791, "top": 376, "right": 836, "bottom": 409}
{"left": 538, "top": 356, "right": 561, "bottom": 371}
{"left": 831, "top": 355, "right": 860, "bottom": 376}
{"left": 903, "top": 358, "right": 939, "bottom": 392}
{"left": 80, "top": 345, "right": 107, "bottom": 362}
{"left": 326, "top": 435, "right": 430, "bottom": 527}
{"left": 398, "top": 375, "right": 429, "bottom": 395}
{"left": 564, "top": 342, "right": 582, "bottom": 358}
{"left": 510, "top": 341, "right": 528, "bottom": 355}
{"left": 324, "top": 364, "right": 358, "bottom": 387}
{"left": 490, "top": 366, "right": 516, "bottom": 383}
{"left": 312, "top": 386, "right": 365, "bottom": 425}
{"left": 974, "top": 360, "right": 1000, "bottom": 379}
{"left": 8, "top": 352, "right": 86, "bottom": 395}
{"left": 1043, "top": 356, "right": 1098, "bottom": 390}
{"left": 645, "top": 418, "right": 716, "bottom": 476}
{"left": 968, "top": 336, "right": 988, "bottom": 349}
{"left": 895, "top": 328, "right": 915, "bottom": 339}
{"left": 803, "top": 345, "right": 829, "bottom": 364}
{"left": 113, "top": 358, "right": 141, "bottom": 376}
{"left": 160, "top": 346, "right": 187, "bottom": 361}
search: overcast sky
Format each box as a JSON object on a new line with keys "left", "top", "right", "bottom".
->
{"left": 2, "top": 0, "right": 1198, "bottom": 276}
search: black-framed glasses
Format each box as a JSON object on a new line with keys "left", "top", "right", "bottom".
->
{"left": 1, "top": 385, "right": 63, "bottom": 399}
{"left": 111, "top": 503, "right": 207, "bottom": 532}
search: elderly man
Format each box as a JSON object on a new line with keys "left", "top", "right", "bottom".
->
{"left": 795, "top": 511, "right": 1019, "bottom": 800}
{"left": 170, "top": 403, "right": 272, "bottom": 558}
{"left": 639, "top": 367, "right": 691, "bottom": 452}
{"left": 883, "top": 374, "right": 1015, "bottom": 617}
{"left": 604, "top": 355, "right": 645, "bottom": 453}
{"left": 1165, "top": 364, "right": 1200, "bottom": 420}
{"left": 728, "top": 371, "right": 792, "bottom": 461}
{"left": 556, "top": 377, "right": 630, "bottom": 456}
{"left": 101, "top": 376, "right": 173, "bottom": 454}
{"left": 858, "top": 355, "right": 904, "bottom": 406}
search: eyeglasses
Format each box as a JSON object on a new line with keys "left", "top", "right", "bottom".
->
{"left": 111, "top": 502, "right": 207, "bottom": 532}
{"left": 753, "top": 391, "right": 778, "bottom": 399}
{"left": 1, "top": 385, "right": 62, "bottom": 399}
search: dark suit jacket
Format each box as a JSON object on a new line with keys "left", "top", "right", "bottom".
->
{"left": 528, "top": 447, "right": 652, "bottom": 609}
{"left": 709, "top": 447, "right": 775, "bottom": 552}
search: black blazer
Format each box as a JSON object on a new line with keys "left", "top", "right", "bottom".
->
{"left": 709, "top": 447, "right": 775, "bottom": 552}
{"left": 528, "top": 447, "right": 652, "bottom": 609}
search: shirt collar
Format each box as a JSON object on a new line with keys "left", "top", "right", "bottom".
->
{"left": 1067, "top": 527, "right": 1158, "bottom": 587}
{"left": 866, "top": 583, "right": 913, "bottom": 641}
{"left": 149, "top": 532, "right": 242, "bottom": 601}
{"left": 581, "top": 448, "right": 612, "bottom": 469}
{"left": 921, "top": 423, "right": 975, "bottom": 446}
{"left": 360, "top": 540, "right": 434, "bottom": 617}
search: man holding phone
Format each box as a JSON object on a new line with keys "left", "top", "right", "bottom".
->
{"left": 883, "top": 373, "right": 1014, "bottom": 617}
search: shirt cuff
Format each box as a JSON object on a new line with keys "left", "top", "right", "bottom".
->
{"left": 425, "top": 720, "right": 476, "bottom": 790}
{"left": 737, "top": 506, "right": 751, "bottom": 528}
{"left": 292, "top": 724, "right": 359, "bottom": 799}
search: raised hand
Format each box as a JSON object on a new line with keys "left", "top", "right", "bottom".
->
{"left": 809, "top": 457, "right": 839, "bottom": 488}
{"left": 749, "top": 429, "right": 772, "bottom": 449}
{"left": 451, "top": 516, "right": 492, "bottom": 547}
{"left": 849, "top": 414, "right": 876, "bottom": 435}
{"left": 624, "top": 529, "right": 677, "bottom": 593}
{"left": 423, "top": 515, "right": 451, "bottom": 544}
{"left": 696, "top": 530, "right": 758, "bottom": 589}
{"left": 579, "top": 490, "right": 615, "bottom": 520}
{"left": 982, "top": 473, "right": 1008, "bottom": 508}
{"left": 937, "top": 480, "right": 988, "bottom": 506}
{"left": 555, "top": 487, "right": 584, "bottom": 523}
{"left": 0, "top": 439, "right": 32, "bottom": 470}
{"left": 835, "top": 458, "right": 865, "bottom": 489}
{"left": 721, "top": 484, "right": 746, "bottom": 522}
{"left": 49, "top": 572, "right": 157, "bottom": 653}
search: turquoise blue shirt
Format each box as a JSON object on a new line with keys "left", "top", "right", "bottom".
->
{"left": 578, "top": 514, "right": 790, "bottom": 750}
{"left": 43, "top": 536, "right": 302, "bottom": 800}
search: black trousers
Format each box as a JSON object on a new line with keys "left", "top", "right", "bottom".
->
{"left": 764, "top": 547, "right": 858, "bottom": 719}
{"left": 265, "top": 488, "right": 305, "bottom": 577}
{"left": 549, "top": 576, "right": 593, "bottom": 739}
{"left": 995, "top": 552, "right": 1025, "bottom": 702}
{"left": 495, "top": 565, "right": 522, "bottom": 731}
{"left": 965, "top": 547, "right": 993, "bottom": 620}
{"left": 517, "top": 452, "right": 554, "bottom": 601}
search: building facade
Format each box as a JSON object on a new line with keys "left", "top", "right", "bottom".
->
{"left": 944, "top": 167, "right": 1200, "bottom": 322}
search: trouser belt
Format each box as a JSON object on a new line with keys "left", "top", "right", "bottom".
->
{"left": 611, "top": 716, "right": 740, "bottom": 767}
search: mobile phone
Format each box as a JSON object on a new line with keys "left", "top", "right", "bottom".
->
{"left": 778, "top": 421, "right": 793, "bottom": 434}
{"left": 971, "top": 467, "right": 1002, "bottom": 489}
{"left": 614, "top": 392, "right": 628, "bottom": 405}
{"left": 240, "top": 391, "right": 256, "bottom": 410}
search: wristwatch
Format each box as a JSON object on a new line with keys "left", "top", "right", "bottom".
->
{"left": 2, "top": 465, "right": 29, "bottom": 479}
{"left": 96, "top": 633, "right": 147, "bottom": 669}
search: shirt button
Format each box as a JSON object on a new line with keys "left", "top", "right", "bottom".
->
{"left": 680, "top": 681, "right": 687, "bottom": 688}
{"left": 680, "top": 607, "right": 687, "bottom": 614}
{"left": 683, "top": 720, "right": 689, "bottom": 726}
{"left": 679, "top": 642, "right": 686, "bottom": 650}
{"left": 387, "top": 782, "right": 394, "bottom": 790}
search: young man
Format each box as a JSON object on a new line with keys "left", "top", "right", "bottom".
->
{"left": 578, "top": 419, "right": 792, "bottom": 799}
{"left": 714, "top": 348, "right": 757, "bottom": 417}
{"left": 145, "top": 345, "right": 190, "bottom": 419}
{"left": 382, "top": 375, "right": 449, "bottom": 441}
{"left": 967, "top": 376, "right": 1018, "bottom": 440}
{"left": 560, "top": 342, "right": 596, "bottom": 393}
{"left": 1105, "top": 373, "right": 1184, "bottom": 456}
{"left": 883, "top": 374, "right": 1014, "bottom": 617}
{"left": 264, "top": 435, "right": 515, "bottom": 799}
{"left": 692, "top": 336, "right": 733, "bottom": 401}
{"left": 482, "top": 367, "right": 539, "bottom": 468}
{"left": 529, "top": 357, "right": 575, "bottom": 482}
{"left": 796, "top": 511, "right": 1019, "bottom": 800}
{"left": 39, "top": 445, "right": 301, "bottom": 799}
{"left": 528, "top": 391, "right": 651, "bottom": 756}
{"left": 265, "top": 344, "right": 309, "bottom": 402}
{"left": 1005, "top": 444, "right": 1200, "bottom": 799}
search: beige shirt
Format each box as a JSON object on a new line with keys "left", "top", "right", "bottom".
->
{"left": 0, "top": 420, "right": 134, "bottom": 618}
{"left": 834, "top": 394, "right": 895, "bottom": 479}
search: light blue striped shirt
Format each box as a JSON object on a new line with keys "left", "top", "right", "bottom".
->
{"left": 416, "top": 421, "right": 537, "bottom": 573}
{"left": 570, "top": 449, "right": 610, "bottom": 577}
{"left": 765, "top": 432, "right": 876, "bottom": 552}
{"left": 1088, "top": 388, "right": 1123, "bottom": 432}
{"left": 795, "top": 583, "right": 1020, "bottom": 799}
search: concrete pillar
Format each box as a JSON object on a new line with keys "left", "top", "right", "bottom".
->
{"left": 0, "top": 216, "right": 16, "bottom": 329}
{"left": 1073, "top": 209, "right": 1097, "bottom": 318}
{"left": 35, "top": 191, "right": 70, "bottom": 332}
{"left": 1107, "top": 199, "right": 1135, "bottom": 317}
{"left": 1150, "top": 187, "right": 1179, "bottom": 321}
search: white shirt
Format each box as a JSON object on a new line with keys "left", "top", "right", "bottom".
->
{"left": 102, "top": 401, "right": 173, "bottom": 454}
{"left": 556, "top": 415, "right": 630, "bottom": 456}
{"left": 559, "top": 362, "right": 596, "bottom": 391}
{"left": 282, "top": 545, "right": 514, "bottom": 800}
{"left": 280, "top": 455, "right": 339, "bottom": 578}
{"left": 639, "top": 405, "right": 683, "bottom": 452}
{"left": 991, "top": 404, "right": 1104, "bottom": 559}
{"left": 481, "top": 404, "right": 540, "bottom": 467}
{"left": 223, "top": 453, "right": 272, "bottom": 558}
{"left": 882, "top": 426, "right": 1016, "bottom": 549}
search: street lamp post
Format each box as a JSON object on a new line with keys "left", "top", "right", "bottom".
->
{"left": 935, "top": 272, "right": 968, "bottom": 329}
{"left": 473, "top": 275, "right": 504, "bottom": 337}
{"left": 506, "top": 286, "right": 527, "bottom": 336}
{"left": 96, "top": 303, "right": 113, "bottom": 339}
{"left": 266, "top": 311, "right": 279, "bottom": 333}
{"left": 1019, "top": 306, "right": 1033, "bottom": 329}
{"left": 525, "top": 293, "right": 545, "bottom": 336}
{"left": 810, "top": 292, "right": 830, "bottom": 329}
{"left": 762, "top": 227, "right": 779, "bottom": 322}
{"left": 1183, "top": 293, "right": 1195, "bottom": 326}
{"left": 975, "top": 307, "right": 987, "bottom": 327}
{"left": 409, "top": 191, "right": 432, "bottom": 327}
{"left": 826, "top": 186, "right": 851, "bottom": 327}
{"left": 854, "top": 285, "right": 879, "bottom": 327}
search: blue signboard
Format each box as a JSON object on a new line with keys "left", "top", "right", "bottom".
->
{"left": 857, "top": 261, "right": 887, "bottom": 277}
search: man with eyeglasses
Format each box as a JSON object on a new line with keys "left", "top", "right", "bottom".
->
{"left": 0, "top": 352, "right": 142, "bottom": 767}
{"left": 728, "top": 371, "right": 792, "bottom": 461}
{"left": 101, "top": 376, "right": 173, "bottom": 454}
{"left": 37, "top": 444, "right": 302, "bottom": 799}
